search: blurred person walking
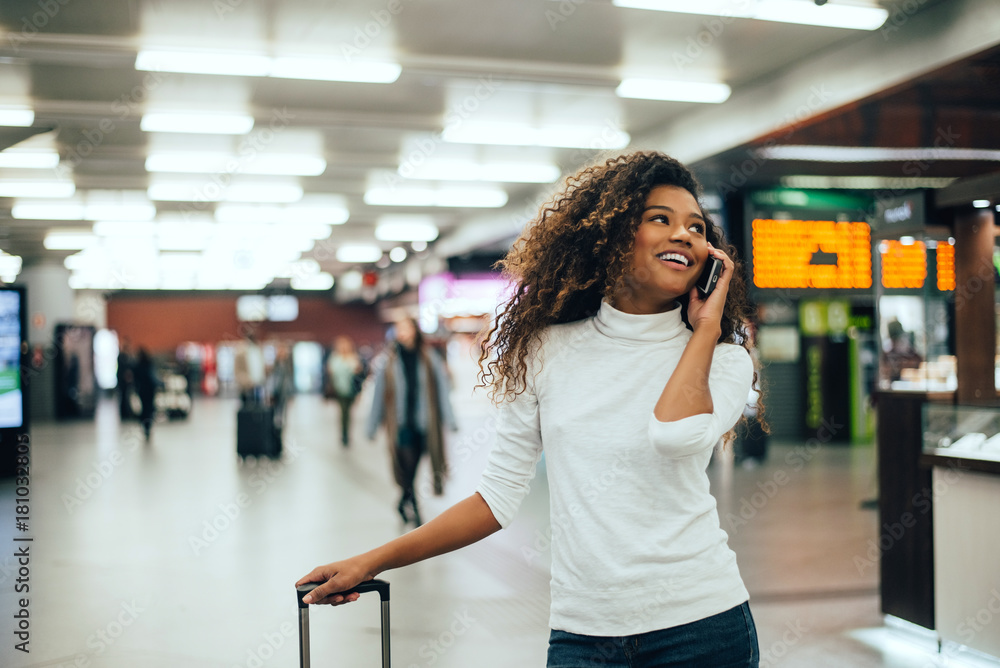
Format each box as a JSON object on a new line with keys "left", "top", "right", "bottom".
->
{"left": 365, "top": 318, "right": 456, "bottom": 527}
{"left": 300, "top": 152, "right": 763, "bottom": 667}
{"left": 116, "top": 337, "right": 135, "bottom": 421}
{"left": 326, "top": 335, "right": 366, "bottom": 447}
{"left": 233, "top": 331, "right": 265, "bottom": 405}
{"left": 133, "top": 348, "right": 157, "bottom": 441}
{"left": 268, "top": 342, "right": 294, "bottom": 432}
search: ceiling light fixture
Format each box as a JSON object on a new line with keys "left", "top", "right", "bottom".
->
{"left": 758, "top": 145, "right": 1000, "bottom": 162}
{"left": 147, "top": 181, "right": 303, "bottom": 203}
{"left": 364, "top": 186, "right": 508, "bottom": 208}
{"left": 616, "top": 79, "right": 731, "bottom": 103}
{"left": 43, "top": 230, "right": 97, "bottom": 250}
{"left": 611, "top": 0, "right": 889, "bottom": 30}
{"left": 135, "top": 49, "right": 272, "bottom": 77}
{"left": 0, "top": 149, "right": 60, "bottom": 169}
{"left": 145, "top": 152, "right": 326, "bottom": 176}
{"left": 270, "top": 57, "right": 401, "bottom": 84}
{"left": 972, "top": 199, "right": 991, "bottom": 209}
{"left": 0, "top": 107, "right": 34, "bottom": 127}
{"left": 0, "top": 180, "right": 76, "bottom": 198}
{"left": 441, "top": 123, "right": 630, "bottom": 150}
{"left": 375, "top": 216, "right": 440, "bottom": 242}
{"left": 140, "top": 112, "right": 255, "bottom": 135}
{"left": 779, "top": 176, "right": 958, "bottom": 190}
{"left": 291, "top": 272, "right": 335, "bottom": 290}
{"left": 336, "top": 245, "right": 384, "bottom": 264}
{"left": 400, "top": 160, "right": 561, "bottom": 183}
{"left": 135, "top": 49, "right": 401, "bottom": 84}
{"left": 12, "top": 192, "right": 156, "bottom": 220}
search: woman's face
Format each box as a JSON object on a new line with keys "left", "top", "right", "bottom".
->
{"left": 395, "top": 319, "right": 417, "bottom": 349}
{"left": 621, "top": 185, "right": 710, "bottom": 314}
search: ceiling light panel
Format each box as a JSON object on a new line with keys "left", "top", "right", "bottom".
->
{"left": 148, "top": 180, "right": 303, "bottom": 203}
{"left": 145, "top": 152, "right": 326, "bottom": 176}
{"left": 0, "top": 180, "right": 76, "bottom": 198}
{"left": 758, "top": 145, "right": 1000, "bottom": 162}
{"left": 365, "top": 185, "right": 508, "bottom": 208}
{"left": 44, "top": 229, "right": 96, "bottom": 250}
{"left": 336, "top": 244, "right": 384, "bottom": 263}
{"left": 400, "top": 160, "right": 561, "bottom": 183}
{"left": 136, "top": 49, "right": 401, "bottom": 84}
{"left": 0, "top": 149, "right": 60, "bottom": 169}
{"left": 611, "top": 0, "right": 889, "bottom": 31}
{"left": 140, "top": 112, "right": 255, "bottom": 135}
{"left": 441, "top": 122, "right": 630, "bottom": 149}
{"left": 616, "top": 79, "right": 731, "bottom": 103}
{"left": 375, "top": 215, "right": 440, "bottom": 242}
{"left": 0, "top": 107, "right": 34, "bottom": 127}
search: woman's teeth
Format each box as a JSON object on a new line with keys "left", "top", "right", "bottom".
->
{"left": 656, "top": 252, "right": 689, "bottom": 266}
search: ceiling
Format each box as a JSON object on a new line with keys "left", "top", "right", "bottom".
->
{"left": 0, "top": 0, "right": 997, "bottom": 292}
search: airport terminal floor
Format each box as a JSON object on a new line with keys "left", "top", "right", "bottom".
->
{"left": 1, "top": 348, "right": 995, "bottom": 668}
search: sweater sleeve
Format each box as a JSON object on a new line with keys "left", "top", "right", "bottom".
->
{"left": 475, "top": 383, "right": 543, "bottom": 529}
{"left": 647, "top": 343, "right": 753, "bottom": 458}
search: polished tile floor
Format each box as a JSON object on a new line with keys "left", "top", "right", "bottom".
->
{"left": 1, "top": 352, "right": 997, "bottom": 667}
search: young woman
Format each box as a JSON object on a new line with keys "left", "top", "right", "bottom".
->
{"left": 365, "top": 318, "right": 457, "bottom": 527}
{"left": 298, "top": 152, "right": 761, "bottom": 667}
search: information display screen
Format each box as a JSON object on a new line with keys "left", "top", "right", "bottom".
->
{"left": 0, "top": 289, "right": 24, "bottom": 428}
{"left": 751, "top": 218, "right": 873, "bottom": 290}
{"left": 744, "top": 189, "right": 875, "bottom": 297}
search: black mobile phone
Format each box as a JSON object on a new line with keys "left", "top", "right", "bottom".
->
{"left": 695, "top": 257, "right": 723, "bottom": 297}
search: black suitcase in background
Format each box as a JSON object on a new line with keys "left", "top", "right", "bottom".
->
{"left": 297, "top": 580, "right": 391, "bottom": 667}
{"left": 237, "top": 404, "right": 281, "bottom": 458}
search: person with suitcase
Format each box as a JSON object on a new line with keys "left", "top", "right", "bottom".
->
{"left": 298, "top": 152, "right": 763, "bottom": 667}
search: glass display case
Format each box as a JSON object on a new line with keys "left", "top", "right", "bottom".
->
{"left": 874, "top": 228, "right": 957, "bottom": 392}
{"left": 923, "top": 402, "right": 1000, "bottom": 464}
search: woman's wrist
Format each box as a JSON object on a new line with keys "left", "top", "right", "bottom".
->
{"left": 690, "top": 320, "right": 722, "bottom": 340}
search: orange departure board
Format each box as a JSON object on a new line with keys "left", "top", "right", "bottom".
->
{"left": 879, "top": 240, "right": 927, "bottom": 289}
{"left": 751, "top": 219, "right": 872, "bottom": 289}
{"left": 936, "top": 241, "right": 956, "bottom": 291}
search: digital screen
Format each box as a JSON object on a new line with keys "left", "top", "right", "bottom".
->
{"left": 267, "top": 295, "right": 298, "bottom": 322}
{"left": 936, "top": 242, "right": 956, "bottom": 291}
{"left": 0, "top": 290, "right": 22, "bottom": 428}
{"left": 879, "top": 240, "right": 927, "bottom": 289}
{"left": 751, "top": 219, "right": 873, "bottom": 290}
{"left": 236, "top": 295, "right": 298, "bottom": 322}
{"left": 236, "top": 295, "right": 268, "bottom": 322}
{"left": 875, "top": 239, "right": 956, "bottom": 292}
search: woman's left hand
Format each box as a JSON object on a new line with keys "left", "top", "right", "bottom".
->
{"left": 686, "top": 243, "right": 734, "bottom": 334}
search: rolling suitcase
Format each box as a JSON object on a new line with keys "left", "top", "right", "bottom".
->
{"left": 237, "top": 403, "right": 282, "bottom": 458}
{"left": 297, "top": 580, "right": 391, "bottom": 667}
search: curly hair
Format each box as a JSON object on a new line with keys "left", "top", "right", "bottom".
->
{"left": 477, "top": 151, "right": 765, "bottom": 429}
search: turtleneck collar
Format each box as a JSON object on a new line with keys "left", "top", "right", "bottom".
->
{"left": 593, "top": 300, "right": 688, "bottom": 343}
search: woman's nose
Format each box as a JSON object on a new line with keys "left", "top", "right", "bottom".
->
{"left": 668, "top": 224, "right": 691, "bottom": 243}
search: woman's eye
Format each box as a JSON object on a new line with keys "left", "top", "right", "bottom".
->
{"left": 690, "top": 223, "right": 705, "bottom": 234}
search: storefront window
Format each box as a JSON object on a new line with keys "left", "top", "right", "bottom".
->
{"left": 875, "top": 235, "right": 956, "bottom": 391}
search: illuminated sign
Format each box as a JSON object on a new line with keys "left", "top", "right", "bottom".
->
{"left": 873, "top": 192, "right": 927, "bottom": 235}
{"left": 879, "top": 240, "right": 926, "bottom": 289}
{"left": 936, "top": 241, "right": 956, "bottom": 291}
{"left": 751, "top": 219, "right": 872, "bottom": 289}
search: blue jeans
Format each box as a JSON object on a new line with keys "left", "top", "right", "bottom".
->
{"left": 547, "top": 602, "right": 758, "bottom": 668}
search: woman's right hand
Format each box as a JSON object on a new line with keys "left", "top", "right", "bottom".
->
{"left": 296, "top": 557, "right": 374, "bottom": 606}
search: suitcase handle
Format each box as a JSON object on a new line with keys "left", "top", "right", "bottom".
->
{"left": 297, "top": 579, "right": 390, "bottom": 607}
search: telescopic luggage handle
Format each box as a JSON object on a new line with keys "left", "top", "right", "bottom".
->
{"left": 297, "top": 580, "right": 391, "bottom": 668}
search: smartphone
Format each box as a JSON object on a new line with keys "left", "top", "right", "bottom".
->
{"left": 695, "top": 256, "right": 723, "bottom": 297}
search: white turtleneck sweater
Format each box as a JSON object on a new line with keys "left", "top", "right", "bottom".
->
{"left": 476, "top": 300, "right": 754, "bottom": 636}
